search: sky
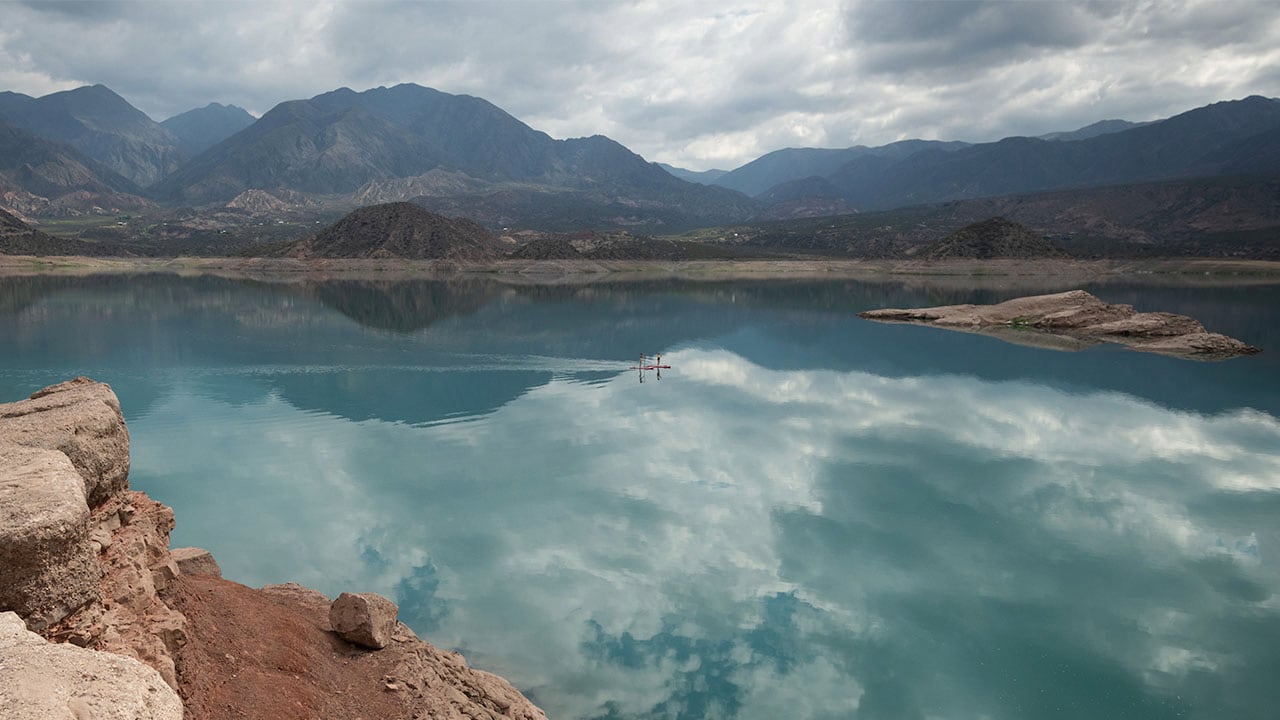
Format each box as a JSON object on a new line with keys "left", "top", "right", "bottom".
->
{"left": 1, "top": 0, "right": 1277, "bottom": 171}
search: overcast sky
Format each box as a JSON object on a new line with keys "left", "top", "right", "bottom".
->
{"left": 2, "top": 0, "right": 1277, "bottom": 170}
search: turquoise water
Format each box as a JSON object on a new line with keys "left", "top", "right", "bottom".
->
{"left": 2, "top": 274, "right": 1279, "bottom": 719}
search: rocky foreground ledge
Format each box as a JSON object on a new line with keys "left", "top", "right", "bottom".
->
{"left": 0, "top": 378, "right": 546, "bottom": 720}
{"left": 858, "top": 289, "right": 1261, "bottom": 359}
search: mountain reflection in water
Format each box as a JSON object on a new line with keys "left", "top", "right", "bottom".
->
{"left": 1, "top": 273, "right": 1277, "bottom": 720}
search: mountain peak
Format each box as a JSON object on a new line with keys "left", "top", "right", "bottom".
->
{"left": 161, "top": 102, "right": 257, "bottom": 157}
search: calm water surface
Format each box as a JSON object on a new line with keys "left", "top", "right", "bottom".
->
{"left": 2, "top": 274, "right": 1278, "bottom": 720}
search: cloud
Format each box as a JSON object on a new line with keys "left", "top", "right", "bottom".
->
{"left": 843, "top": 0, "right": 1107, "bottom": 74}
{"left": 0, "top": 1, "right": 1275, "bottom": 180}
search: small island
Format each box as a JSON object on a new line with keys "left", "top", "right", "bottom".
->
{"left": 858, "top": 289, "right": 1261, "bottom": 359}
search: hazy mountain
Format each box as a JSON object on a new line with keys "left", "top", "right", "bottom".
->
{"left": 277, "top": 201, "right": 502, "bottom": 260}
{"left": 161, "top": 103, "right": 256, "bottom": 157}
{"left": 153, "top": 83, "right": 754, "bottom": 231}
{"left": 1038, "top": 119, "right": 1151, "bottom": 142}
{"left": 820, "top": 96, "right": 1280, "bottom": 211}
{"left": 0, "top": 84, "right": 183, "bottom": 187}
{"left": 657, "top": 163, "right": 728, "bottom": 184}
{"left": 713, "top": 140, "right": 971, "bottom": 197}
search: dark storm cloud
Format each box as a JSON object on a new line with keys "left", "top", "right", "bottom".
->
{"left": 0, "top": 0, "right": 1276, "bottom": 170}
{"left": 844, "top": 0, "right": 1107, "bottom": 74}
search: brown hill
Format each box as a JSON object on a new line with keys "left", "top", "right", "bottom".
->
{"left": 919, "top": 217, "right": 1065, "bottom": 260}
{"left": 281, "top": 202, "right": 500, "bottom": 260}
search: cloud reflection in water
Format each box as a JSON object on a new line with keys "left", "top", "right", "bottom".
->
{"left": 131, "top": 349, "right": 1280, "bottom": 720}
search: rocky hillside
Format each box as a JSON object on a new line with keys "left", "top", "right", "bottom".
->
{"left": 278, "top": 202, "right": 502, "bottom": 260}
{"left": 0, "top": 378, "right": 546, "bottom": 720}
{"left": 0, "top": 85, "right": 184, "bottom": 187}
{"left": 0, "top": 119, "right": 139, "bottom": 196}
{"left": 919, "top": 217, "right": 1065, "bottom": 259}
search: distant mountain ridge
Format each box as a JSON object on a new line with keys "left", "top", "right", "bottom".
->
{"left": 161, "top": 103, "right": 256, "bottom": 157}
{"left": 657, "top": 163, "right": 727, "bottom": 184}
{"left": 711, "top": 140, "right": 972, "bottom": 197}
{"left": 1038, "top": 118, "right": 1152, "bottom": 142}
{"left": 771, "top": 96, "right": 1280, "bottom": 212}
{"left": 0, "top": 84, "right": 182, "bottom": 186}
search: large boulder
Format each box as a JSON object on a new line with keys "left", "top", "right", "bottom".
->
{"left": 0, "top": 377, "right": 130, "bottom": 507}
{"left": 0, "top": 445, "right": 100, "bottom": 631}
{"left": 329, "top": 592, "right": 399, "bottom": 649}
{"left": 0, "top": 611, "right": 182, "bottom": 720}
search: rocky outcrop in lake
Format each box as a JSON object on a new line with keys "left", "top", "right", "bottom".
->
{"left": 0, "top": 378, "right": 546, "bottom": 719}
{"left": 859, "top": 289, "right": 1262, "bottom": 359}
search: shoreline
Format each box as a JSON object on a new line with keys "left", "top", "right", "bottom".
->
{"left": 0, "top": 379, "right": 547, "bottom": 720}
{"left": 3, "top": 255, "right": 1280, "bottom": 287}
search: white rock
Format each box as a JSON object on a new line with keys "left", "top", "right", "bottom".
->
{"left": 0, "top": 377, "right": 131, "bottom": 507}
{"left": 0, "top": 611, "right": 182, "bottom": 720}
{"left": 0, "top": 445, "right": 100, "bottom": 630}
{"left": 329, "top": 592, "right": 399, "bottom": 649}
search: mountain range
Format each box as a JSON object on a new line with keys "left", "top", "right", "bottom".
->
{"left": 151, "top": 83, "right": 754, "bottom": 231}
{"left": 0, "top": 82, "right": 1278, "bottom": 248}
{"left": 664, "top": 98, "right": 1280, "bottom": 214}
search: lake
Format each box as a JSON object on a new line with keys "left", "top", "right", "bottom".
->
{"left": 2, "top": 272, "right": 1278, "bottom": 720}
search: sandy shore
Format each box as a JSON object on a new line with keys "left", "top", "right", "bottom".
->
{"left": 3, "top": 255, "right": 1280, "bottom": 288}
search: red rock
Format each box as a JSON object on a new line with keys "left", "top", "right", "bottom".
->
{"left": 172, "top": 547, "right": 222, "bottom": 578}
